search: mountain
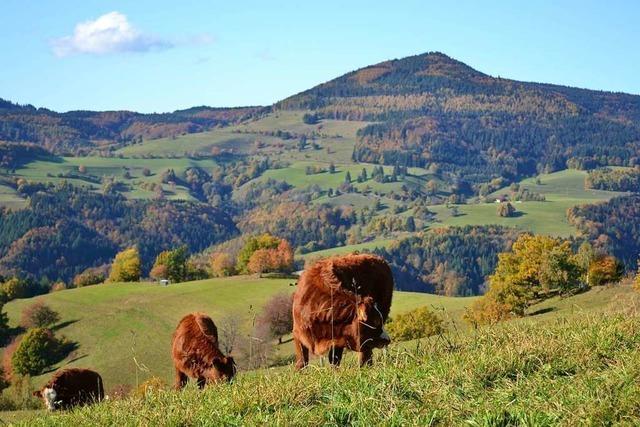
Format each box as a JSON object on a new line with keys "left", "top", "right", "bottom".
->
{"left": 278, "top": 52, "right": 640, "bottom": 184}
{"left": 0, "top": 99, "right": 262, "bottom": 155}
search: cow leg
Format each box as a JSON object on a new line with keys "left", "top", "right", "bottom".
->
{"left": 294, "top": 338, "right": 309, "bottom": 370}
{"left": 358, "top": 348, "right": 373, "bottom": 367}
{"left": 174, "top": 369, "right": 188, "bottom": 390}
{"left": 196, "top": 377, "right": 208, "bottom": 389}
{"left": 328, "top": 346, "right": 344, "bottom": 366}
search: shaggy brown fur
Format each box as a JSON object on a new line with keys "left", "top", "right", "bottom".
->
{"left": 33, "top": 368, "right": 104, "bottom": 411}
{"left": 171, "top": 312, "right": 235, "bottom": 389}
{"left": 292, "top": 254, "right": 394, "bottom": 369}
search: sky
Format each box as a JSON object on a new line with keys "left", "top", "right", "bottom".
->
{"left": 1, "top": 0, "right": 639, "bottom": 113}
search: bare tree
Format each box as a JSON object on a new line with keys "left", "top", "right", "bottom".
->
{"left": 218, "top": 313, "right": 243, "bottom": 355}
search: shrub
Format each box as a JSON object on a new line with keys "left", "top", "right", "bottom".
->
{"left": 464, "top": 297, "right": 512, "bottom": 326}
{"left": 387, "top": 307, "right": 445, "bottom": 341}
{"left": 0, "top": 375, "right": 40, "bottom": 411}
{"left": 11, "top": 328, "right": 62, "bottom": 376}
{"left": 20, "top": 302, "right": 60, "bottom": 329}
{"left": 73, "top": 266, "right": 107, "bottom": 287}
{"left": 134, "top": 377, "right": 167, "bottom": 399}
{"left": 258, "top": 293, "right": 293, "bottom": 344}
{"left": 588, "top": 255, "right": 624, "bottom": 286}
{"left": 108, "top": 247, "right": 141, "bottom": 282}
{"left": 51, "top": 282, "right": 66, "bottom": 292}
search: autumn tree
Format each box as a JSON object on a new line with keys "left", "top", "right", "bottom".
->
{"left": 237, "top": 234, "right": 281, "bottom": 273}
{"left": 210, "top": 252, "right": 236, "bottom": 277}
{"left": 497, "top": 202, "right": 516, "bottom": 217}
{"left": 587, "top": 255, "right": 624, "bottom": 286}
{"left": 271, "top": 240, "right": 294, "bottom": 273}
{"left": 151, "top": 246, "right": 189, "bottom": 283}
{"left": 108, "top": 247, "right": 141, "bottom": 282}
{"left": 20, "top": 303, "right": 60, "bottom": 329}
{"left": 248, "top": 249, "right": 272, "bottom": 276}
{"left": 73, "top": 266, "right": 107, "bottom": 287}
{"left": 464, "top": 234, "right": 581, "bottom": 324}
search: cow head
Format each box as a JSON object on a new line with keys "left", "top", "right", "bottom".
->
{"left": 354, "top": 296, "right": 390, "bottom": 351}
{"left": 209, "top": 356, "right": 236, "bottom": 383}
{"left": 33, "top": 387, "right": 58, "bottom": 410}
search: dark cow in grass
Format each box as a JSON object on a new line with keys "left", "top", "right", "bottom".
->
{"left": 292, "top": 254, "right": 394, "bottom": 368}
{"left": 33, "top": 368, "right": 105, "bottom": 411}
{"left": 172, "top": 312, "right": 236, "bottom": 389}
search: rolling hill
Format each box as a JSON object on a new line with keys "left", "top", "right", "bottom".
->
{"left": 3, "top": 276, "right": 477, "bottom": 389}
{"left": 2, "top": 280, "right": 638, "bottom": 425}
{"left": 278, "top": 52, "right": 640, "bottom": 184}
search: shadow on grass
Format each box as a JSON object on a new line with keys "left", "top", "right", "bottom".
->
{"left": 528, "top": 307, "right": 555, "bottom": 316}
{"left": 51, "top": 319, "right": 79, "bottom": 332}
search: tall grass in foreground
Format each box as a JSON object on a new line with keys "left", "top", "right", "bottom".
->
{"left": 20, "top": 311, "right": 640, "bottom": 426}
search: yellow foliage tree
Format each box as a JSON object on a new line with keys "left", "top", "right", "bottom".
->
{"left": 108, "top": 247, "right": 141, "bottom": 282}
{"left": 587, "top": 255, "right": 624, "bottom": 286}
{"left": 210, "top": 252, "right": 235, "bottom": 277}
{"left": 465, "top": 234, "right": 581, "bottom": 324}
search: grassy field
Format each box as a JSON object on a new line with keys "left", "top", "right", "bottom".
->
{"left": 3, "top": 276, "right": 476, "bottom": 391}
{"left": 429, "top": 169, "right": 624, "bottom": 237}
{"left": 0, "top": 184, "right": 26, "bottom": 210}
{"left": 8, "top": 156, "right": 220, "bottom": 202}
{"left": 119, "top": 111, "right": 370, "bottom": 163}
{"left": 298, "top": 238, "right": 402, "bottom": 261}
{"left": 10, "top": 284, "right": 639, "bottom": 426}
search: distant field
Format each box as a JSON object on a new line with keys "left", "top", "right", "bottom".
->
{"left": 0, "top": 184, "right": 26, "bottom": 210}
{"left": 8, "top": 156, "right": 220, "bottom": 202}
{"left": 430, "top": 169, "right": 624, "bottom": 237}
{"left": 298, "top": 237, "right": 401, "bottom": 260}
{"left": 4, "top": 276, "right": 474, "bottom": 390}
{"left": 118, "top": 111, "right": 371, "bottom": 163}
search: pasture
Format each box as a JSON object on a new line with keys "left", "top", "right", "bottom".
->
{"left": 429, "top": 169, "right": 624, "bottom": 237}
{"left": 9, "top": 156, "right": 220, "bottom": 202}
{"left": 3, "top": 276, "right": 476, "bottom": 391}
{"left": 7, "top": 284, "right": 639, "bottom": 426}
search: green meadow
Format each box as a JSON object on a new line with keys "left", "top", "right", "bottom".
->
{"left": 4, "top": 276, "right": 476, "bottom": 391}
{"left": 430, "top": 169, "right": 624, "bottom": 237}
{"left": 10, "top": 156, "right": 220, "bottom": 201}
{"left": 5, "top": 283, "right": 637, "bottom": 426}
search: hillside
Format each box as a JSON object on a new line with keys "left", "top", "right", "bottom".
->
{"left": 278, "top": 52, "right": 640, "bottom": 184}
{"left": 5, "top": 282, "right": 639, "bottom": 425}
{"left": 0, "top": 99, "right": 261, "bottom": 155}
{"left": 3, "top": 276, "right": 476, "bottom": 389}
{"left": 0, "top": 52, "right": 637, "bottom": 292}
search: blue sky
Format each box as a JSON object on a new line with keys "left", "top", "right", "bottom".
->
{"left": 1, "top": 0, "right": 639, "bottom": 112}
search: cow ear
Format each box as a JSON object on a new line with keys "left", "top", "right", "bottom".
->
{"left": 356, "top": 303, "right": 367, "bottom": 321}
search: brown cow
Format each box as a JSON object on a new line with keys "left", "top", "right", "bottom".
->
{"left": 171, "top": 312, "right": 236, "bottom": 389}
{"left": 33, "top": 368, "right": 105, "bottom": 411}
{"left": 292, "top": 254, "right": 394, "bottom": 369}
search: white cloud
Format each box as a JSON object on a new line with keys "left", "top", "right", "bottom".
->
{"left": 51, "top": 11, "right": 211, "bottom": 57}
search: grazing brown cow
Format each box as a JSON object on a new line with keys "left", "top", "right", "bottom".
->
{"left": 292, "top": 254, "right": 394, "bottom": 369}
{"left": 171, "top": 312, "right": 236, "bottom": 389}
{"left": 33, "top": 368, "right": 105, "bottom": 411}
